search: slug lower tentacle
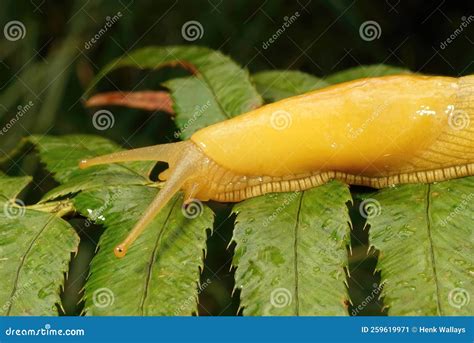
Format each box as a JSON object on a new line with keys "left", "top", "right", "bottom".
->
{"left": 80, "top": 74, "right": 474, "bottom": 257}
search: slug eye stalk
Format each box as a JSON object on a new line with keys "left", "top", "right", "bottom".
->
{"left": 80, "top": 141, "right": 206, "bottom": 257}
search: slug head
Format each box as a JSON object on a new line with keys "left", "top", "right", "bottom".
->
{"left": 79, "top": 140, "right": 211, "bottom": 257}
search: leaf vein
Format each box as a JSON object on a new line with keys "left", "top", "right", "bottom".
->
{"left": 6, "top": 214, "right": 55, "bottom": 315}
{"left": 293, "top": 192, "right": 304, "bottom": 315}
{"left": 139, "top": 196, "right": 180, "bottom": 314}
{"left": 425, "top": 184, "right": 442, "bottom": 315}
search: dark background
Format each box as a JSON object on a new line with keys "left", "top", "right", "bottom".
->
{"left": 0, "top": 0, "right": 472, "bottom": 315}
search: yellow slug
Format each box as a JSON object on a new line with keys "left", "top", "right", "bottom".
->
{"left": 79, "top": 74, "right": 474, "bottom": 257}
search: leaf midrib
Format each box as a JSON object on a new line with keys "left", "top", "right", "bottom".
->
{"left": 293, "top": 192, "right": 304, "bottom": 315}
{"left": 424, "top": 185, "right": 442, "bottom": 315}
{"left": 139, "top": 196, "right": 180, "bottom": 314}
{"left": 197, "top": 72, "right": 232, "bottom": 119}
{"left": 6, "top": 214, "right": 55, "bottom": 315}
{"left": 169, "top": 49, "right": 259, "bottom": 118}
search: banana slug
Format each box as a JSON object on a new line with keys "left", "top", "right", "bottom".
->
{"left": 80, "top": 74, "right": 474, "bottom": 258}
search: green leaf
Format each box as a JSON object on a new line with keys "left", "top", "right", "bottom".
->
{"left": 232, "top": 182, "right": 351, "bottom": 315}
{"left": 325, "top": 64, "right": 410, "bottom": 84}
{"left": 29, "top": 135, "right": 155, "bottom": 201}
{"left": 86, "top": 46, "right": 263, "bottom": 118}
{"left": 74, "top": 185, "right": 213, "bottom": 315}
{"left": 366, "top": 177, "right": 474, "bottom": 315}
{"left": 253, "top": 70, "right": 328, "bottom": 102}
{"left": 0, "top": 172, "right": 32, "bottom": 200}
{"left": 0, "top": 173, "right": 79, "bottom": 315}
{"left": 164, "top": 77, "right": 228, "bottom": 139}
